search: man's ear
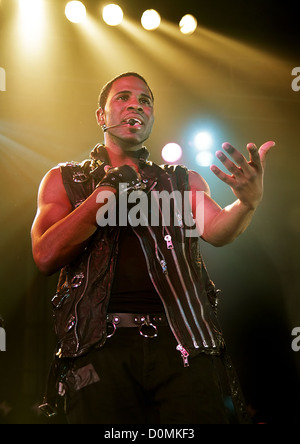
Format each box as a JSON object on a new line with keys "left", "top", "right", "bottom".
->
{"left": 96, "top": 107, "right": 105, "bottom": 127}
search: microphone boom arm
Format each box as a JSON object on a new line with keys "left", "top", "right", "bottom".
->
{"left": 103, "top": 119, "right": 140, "bottom": 132}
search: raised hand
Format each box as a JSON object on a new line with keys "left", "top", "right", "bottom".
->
{"left": 210, "top": 141, "right": 275, "bottom": 209}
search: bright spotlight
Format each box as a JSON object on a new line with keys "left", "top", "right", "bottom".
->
{"left": 162, "top": 143, "right": 183, "bottom": 163}
{"left": 18, "top": 0, "right": 45, "bottom": 48}
{"left": 65, "top": 1, "right": 86, "bottom": 24}
{"left": 179, "top": 14, "right": 197, "bottom": 35}
{"left": 194, "top": 132, "right": 213, "bottom": 151}
{"left": 196, "top": 151, "right": 214, "bottom": 167}
{"left": 19, "top": 0, "right": 43, "bottom": 18}
{"left": 141, "top": 9, "right": 161, "bottom": 31}
{"left": 102, "top": 4, "right": 123, "bottom": 26}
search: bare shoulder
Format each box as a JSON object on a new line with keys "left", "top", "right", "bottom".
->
{"left": 32, "top": 166, "right": 73, "bottom": 240}
{"left": 39, "top": 166, "right": 62, "bottom": 190}
{"left": 188, "top": 170, "right": 211, "bottom": 196}
{"left": 38, "top": 166, "right": 71, "bottom": 208}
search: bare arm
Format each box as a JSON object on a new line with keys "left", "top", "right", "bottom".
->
{"left": 189, "top": 141, "right": 275, "bottom": 246}
{"left": 31, "top": 167, "right": 116, "bottom": 275}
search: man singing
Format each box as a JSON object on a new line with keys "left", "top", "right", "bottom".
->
{"left": 31, "top": 72, "right": 274, "bottom": 424}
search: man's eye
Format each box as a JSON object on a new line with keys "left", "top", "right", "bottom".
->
{"left": 140, "top": 98, "right": 151, "bottom": 105}
{"left": 117, "top": 95, "right": 129, "bottom": 101}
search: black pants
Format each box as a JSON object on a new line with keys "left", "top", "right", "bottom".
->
{"left": 64, "top": 326, "right": 229, "bottom": 424}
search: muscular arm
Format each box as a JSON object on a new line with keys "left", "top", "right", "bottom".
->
{"left": 31, "top": 167, "right": 116, "bottom": 275}
{"left": 189, "top": 171, "right": 256, "bottom": 246}
{"left": 189, "top": 141, "right": 275, "bottom": 246}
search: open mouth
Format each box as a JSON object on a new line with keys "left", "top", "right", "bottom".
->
{"left": 123, "top": 118, "right": 144, "bottom": 126}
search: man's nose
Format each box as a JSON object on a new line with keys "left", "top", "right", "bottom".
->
{"left": 127, "top": 98, "right": 143, "bottom": 112}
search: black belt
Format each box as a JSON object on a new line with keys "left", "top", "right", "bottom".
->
{"left": 106, "top": 312, "right": 168, "bottom": 338}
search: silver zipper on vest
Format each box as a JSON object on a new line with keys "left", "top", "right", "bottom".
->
{"left": 133, "top": 226, "right": 190, "bottom": 366}
{"left": 182, "top": 239, "right": 217, "bottom": 348}
{"left": 152, "top": 191, "right": 205, "bottom": 349}
{"left": 73, "top": 253, "right": 91, "bottom": 353}
{"left": 132, "top": 172, "right": 216, "bottom": 362}
{"left": 165, "top": 222, "right": 209, "bottom": 349}
{"left": 176, "top": 344, "right": 190, "bottom": 367}
{"left": 164, "top": 234, "right": 174, "bottom": 250}
{"left": 132, "top": 209, "right": 169, "bottom": 275}
{"left": 146, "top": 226, "right": 195, "bottom": 364}
{"left": 167, "top": 176, "right": 216, "bottom": 349}
{"left": 142, "top": 190, "right": 198, "bottom": 357}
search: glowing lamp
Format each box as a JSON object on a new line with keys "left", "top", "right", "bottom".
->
{"left": 65, "top": 1, "right": 87, "bottom": 23}
{"left": 102, "top": 4, "right": 124, "bottom": 26}
{"left": 141, "top": 10, "right": 161, "bottom": 31}
{"left": 162, "top": 143, "right": 183, "bottom": 163}
{"left": 19, "top": 0, "right": 44, "bottom": 18}
{"left": 196, "top": 151, "right": 214, "bottom": 167}
{"left": 179, "top": 14, "right": 197, "bottom": 35}
{"left": 194, "top": 132, "right": 213, "bottom": 151}
{"left": 18, "top": 0, "right": 45, "bottom": 48}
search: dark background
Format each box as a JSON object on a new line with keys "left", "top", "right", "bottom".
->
{"left": 0, "top": 0, "right": 300, "bottom": 424}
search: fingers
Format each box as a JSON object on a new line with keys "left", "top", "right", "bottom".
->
{"left": 210, "top": 141, "right": 275, "bottom": 184}
{"left": 215, "top": 151, "right": 239, "bottom": 176}
{"left": 246, "top": 143, "right": 262, "bottom": 173}
{"left": 222, "top": 143, "right": 249, "bottom": 170}
{"left": 258, "top": 141, "right": 276, "bottom": 169}
{"left": 210, "top": 164, "right": 236, "bottom": 187}
{"left": 213, "top": 143, "right": 252, "bottom": 179}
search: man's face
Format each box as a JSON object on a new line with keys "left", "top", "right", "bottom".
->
{"left": 97, "top": 76, "right": 155, "bottom": 148}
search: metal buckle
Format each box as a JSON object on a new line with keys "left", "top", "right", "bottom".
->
{"left": 39, "top": 402, "right": 58, "bottom": 418}
{"left": 139, "top": 322, "right": 158, "bottom": 339}
{"left": 106, "top": 322, "right": 117, "bottom": 338}
{"left": 106, "top": 315, "right": 120, "bottom": 338}
{"left": 70, "top": 273, "right": 84, "bottom": 288}
{"left": 72, "top": 171, "right": 88, "bottom": 183}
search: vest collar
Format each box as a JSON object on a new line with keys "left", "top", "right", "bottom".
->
{"left": 90, "top": 144, "right": 150, "bottom": 165}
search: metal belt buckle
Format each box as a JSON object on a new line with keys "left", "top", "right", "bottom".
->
{"left": 139, "top": 318, "right": 158, "bottom": 339}
{"left": 39, "top": 402, "right": 58, "bottom": 418}
{"left": 106, "top": 315, "right": 120, "bottom": 338}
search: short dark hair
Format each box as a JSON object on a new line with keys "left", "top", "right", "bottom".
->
{"left": 98, "top": 72, "right": 154, "bottom": 109}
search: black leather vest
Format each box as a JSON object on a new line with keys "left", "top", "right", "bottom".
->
{"left": 52, "top": 145, "right": 225, "bottom": 359}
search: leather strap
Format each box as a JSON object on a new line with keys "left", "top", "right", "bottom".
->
{"left": 107, "top": 313, "right": 168, "bottom": 328}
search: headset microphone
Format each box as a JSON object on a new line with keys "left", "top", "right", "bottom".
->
{"left": 103, "top": 119, "right": 140, "bottom": 132}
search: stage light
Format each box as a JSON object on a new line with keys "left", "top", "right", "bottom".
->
{"left": 179, "top": 14, "right": 197, "bottom": 35}
{"left": 102, "top": 4, "right": 123, "bottom": 26}
{"left": 18, "top": 0, "right": 45, "bottom": 48}
{"left": 19, "top": 0, "right": 43, "bottom": 18}
{"left": 161, "top": 143, "right": 183, "bottom": 163}
{"left": 194, "top": 131, "right": 214, "bottom": 167}
{"left": 65, "top": 1, "right": 86, "bottom": 24}
{"left": 141, "top": 9, "right": 161, "bottom": 31}
{"left": 196, "top": 151, "right": 214, "bottom": 167}
{"left": 18, "top": 0, "right": 44, "bottom": 24}
{"left": 194, "top": 132, "right": 213, "bottom": 151}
